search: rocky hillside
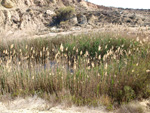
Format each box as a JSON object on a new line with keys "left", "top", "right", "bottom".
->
{"left": 0, "top": 0, "right": 150, "bottom": 39}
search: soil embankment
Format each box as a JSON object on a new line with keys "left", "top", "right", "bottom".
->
{"left": 0, "top": 0, "right": 150, "bottom": 40}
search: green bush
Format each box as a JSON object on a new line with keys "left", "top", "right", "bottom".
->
{"left": 56, "top": 6, "right": 75, "bottom": 23}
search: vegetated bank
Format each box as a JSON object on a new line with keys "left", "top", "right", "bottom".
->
{"left": 0, "top": 32, "right": 150, "bottom": 110}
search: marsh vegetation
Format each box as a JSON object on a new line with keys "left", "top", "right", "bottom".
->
{"left": 0, "top": 33, "right": 150, "bottom": 110}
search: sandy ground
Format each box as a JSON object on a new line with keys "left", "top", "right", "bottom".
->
{"left": 0, "top": 96, "right": 149, "bottom": 113}
{"left": 0, "top": 96, "right": 112, "bottom": 113}
{"left": 1, "top": 25, "right": 150, "bottom": 41}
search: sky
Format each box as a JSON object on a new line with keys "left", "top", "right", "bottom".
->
{"left": 88, "top": 0, "right": 149, "bottom": 9}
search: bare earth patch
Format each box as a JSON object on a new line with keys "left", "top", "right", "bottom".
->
{"left": 0, "top": 96, "right": 112, "bottom": 113}
{"left": 0, "top": 96, "right": 149, "bottom": 113}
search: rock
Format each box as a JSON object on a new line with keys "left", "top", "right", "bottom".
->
{"left": 11, "top": 15, "right": 20, "bottom": 24}
{"left": 69, "top": 16, "right": 78, "bottom": 25}
{"left": 50, "top": 27, "right": 57, "bottom": 32}
{"left": 0, "top": 11, "right": 5, "bottom": 25}
{"left": 1, "top": 0, "right": 14, "bottom": 8}
{"left": 34, "top": 0, "right": 42, "bottom": 7}
{"left": 125, "top": 18, "right": 132, "bottom": 23}
{"left": 71, "top": 27, "right": 81, "bottom": 31}
{"left": 87, "top": 14, "right": 96, "bottom": 24}
{"left": 143, "top": 23, "right": 150, "bottom": 27}
{"left": 45, "top": 10, "right": 55, "bottom": 15}
{"left": 129, "top": 14, "right": 136, "bottom": 20}
{"left": 77, "top": 14, "right": 87, "bottom": 24}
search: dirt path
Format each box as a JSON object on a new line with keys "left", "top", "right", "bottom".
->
{"left": 1, "top": 25, "right": 150, "bottom": 42}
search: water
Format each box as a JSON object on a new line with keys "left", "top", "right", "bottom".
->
{"left": 44, "top": 60, "right": 74, "bottom": 73}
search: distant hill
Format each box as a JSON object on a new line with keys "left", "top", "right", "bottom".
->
{"left": 0, "top": 0, "right": 150, "bottom": 39}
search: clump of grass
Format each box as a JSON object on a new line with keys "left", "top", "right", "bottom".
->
{"left": 0, "top": 33, "right": 150, "bottom": 108}
{"left": 116, "top": 101, "right": 144, "bottom": 113}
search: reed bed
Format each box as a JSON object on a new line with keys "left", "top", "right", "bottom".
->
{"left": 0, "top": 32, "right": 150, "bottom": 109}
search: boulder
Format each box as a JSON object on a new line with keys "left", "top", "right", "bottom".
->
{"left": 45, "top": 10, "right": 55, "bottom": 15}
{"left": 77, "top": 14, "right": 87, "bottom": 24}
{"left": 1, "top": 0, "right": 14, "bottom": 8}
{"left": 87, "top": 14, "right": 96, "bottom": 24}
{"left": 69, "top": 16, "right": 78, "bottom": 25}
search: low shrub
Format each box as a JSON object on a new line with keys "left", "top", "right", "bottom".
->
{"left": 55, "top": 6, "right": 75, "bottom": 24}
